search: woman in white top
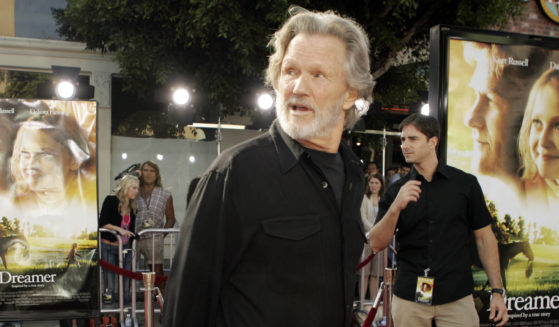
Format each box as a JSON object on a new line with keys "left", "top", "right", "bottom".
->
{"left": 360, "top": 173, "right": 385, "bottom": 301}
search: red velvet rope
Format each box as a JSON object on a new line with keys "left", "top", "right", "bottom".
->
{"left": 361, "top": 307, "right": 378, "bottom": 327}
{"left": 356, "top": 253, "right": 375, "bottom": 271}
{"left": 356, "top": 252, "right": 378, "bottom": 327}
{"left": 99, "top": 259, "right": 168, "bottom": 282}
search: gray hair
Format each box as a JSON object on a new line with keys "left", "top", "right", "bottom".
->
{"left": 266, "top": 6, "right": 374, "bottom": 129}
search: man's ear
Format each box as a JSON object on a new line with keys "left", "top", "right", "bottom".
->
{"left": 342, "top": 88, "right": 359, "bottom": 111}
{"left": 429, "top": 136, "right": 439, "bottom": 149}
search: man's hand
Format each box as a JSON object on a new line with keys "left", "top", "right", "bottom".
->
{"left": 489, "top": 293, "right": 508, "bottom": 327}
{"left": 392, "top": 180, "right": 421, "bottom": 211}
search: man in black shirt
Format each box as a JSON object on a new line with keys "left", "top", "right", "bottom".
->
{"left": 369, "top": 114, "right": 508, "bottom": 327}
{"left": 163, "top": 6, "right": 375, "bottom": 327}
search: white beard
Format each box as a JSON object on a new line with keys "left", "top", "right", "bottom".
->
{"left": 275, "top": 94, "right": 345, "bottom": 140}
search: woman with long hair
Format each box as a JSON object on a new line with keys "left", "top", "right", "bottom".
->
{"left": 519, "top": 68, "right": 559, "bottom": 205}
{"left": 359, "top": 173, "right": 385, "bottom": 301}
{"left": 99, "top": 174, "right": 139, "bottom": 305}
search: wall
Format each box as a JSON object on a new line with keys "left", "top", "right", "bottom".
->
{"left": 501, "top": 0, "right": 559, "bottom": 37}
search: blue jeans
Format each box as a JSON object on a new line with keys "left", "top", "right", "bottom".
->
{"left": 101, "top": 242, "right": 132, "bottom": 305}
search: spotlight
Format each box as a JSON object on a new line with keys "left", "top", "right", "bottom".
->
{"left": 37, "top": 65, "right": 95, "bottom": 100}
{"left": 55, "top": 80, "right": 77, "bottom": 99}
{"left": 172, "top": 88, "right": 191, "bottom": 106}
{"left": 257, "top": 93, "right": 274, "bottom": 110}
{"left": 421, "top": 103, "right": 430, "bottom": 116}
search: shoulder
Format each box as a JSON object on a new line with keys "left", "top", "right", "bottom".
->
{"left": 206, "top": 132, "right": 275, "bottom": 175}
{"left": 157, "top": 186, "right": 172, "bottom": 197}
{"left": 442, "top": 165, "right": 478, "bottom": 184}
{"left": 103, "top": 195, "right": 118, "bottom": 205}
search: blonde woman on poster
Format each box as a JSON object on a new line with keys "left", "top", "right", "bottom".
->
{"left": 6, "top": 108, "right": 97, "bottom": 237}
{"left": 9, "top": 113, "right": 93, "bottom": 213}
{"left": 519, "top": 68, "right": 559, "bottom": 209}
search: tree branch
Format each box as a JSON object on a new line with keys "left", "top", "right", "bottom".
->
{"left": 372, "top": 4, "right": 437, "bottom": 80}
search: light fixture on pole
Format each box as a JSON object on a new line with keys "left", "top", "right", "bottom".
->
{"left": 256, "top": 92, "right": 274, "bottom": 111}
{"left": 421, "top": 103, "right": 430, "bottom": 116}
{"left": 37, "top": 65, "right": 95, "bottom": 100}
{"left": 52, "top": 66, "right": 80, "bottom": 100}
{"left": 172, "top": 87, "right": 191, "bottom": 106}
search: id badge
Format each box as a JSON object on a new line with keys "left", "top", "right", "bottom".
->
{"left": 415, "top": 276, "right": 434, "bottom": 305}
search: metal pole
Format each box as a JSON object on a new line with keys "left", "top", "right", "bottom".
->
{"left": 118, "top": 239, "right": 125, "bottom": 325}
{"left": 382, "top": 128, "right": 387, "bottom": 178}
{"left": 217, "top": 116, "right": 222, "bottom": 155}
{"left": 131, "top": 238, "right": 137, "bottom": 326}
{"left": 143, "top": 272, "right": 156, "bottom": 327}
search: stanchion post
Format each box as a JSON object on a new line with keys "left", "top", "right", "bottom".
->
{"left": 143, "top": 272, "right": 156, "bottom": 327}
{"left": 131, "top": 238, "right": 138, "bottom": 326}
{"left": 383, "top": 267, "right": 396, "bottom": 327}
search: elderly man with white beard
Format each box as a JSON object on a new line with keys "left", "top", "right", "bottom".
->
{"left": 163, "top": 6, "right": 374, "bottom": 327}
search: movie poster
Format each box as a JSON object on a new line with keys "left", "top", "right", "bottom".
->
{"left": 0, "top": 99, "right": 98, "bottom": 320}
{"left": 446, "top": 38, "right": 559, "bottom": 325}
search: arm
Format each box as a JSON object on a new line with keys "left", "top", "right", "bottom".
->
{"left": 99, "top": 196, "right": 135, "bottom": 238}
{"left": 162, "top": 170, "right": 240, "bottom": 326}
{"left": 369, "top": 180, "right": 421, "bottom": 253}
{"left": 474, "top": 225, "right": 508, "bottom": 327}
{"left": 164, "top": 195, "right": 176, "bottom": 229}
{"left": 101, "top": 223, "right": 135, "bottom": 238}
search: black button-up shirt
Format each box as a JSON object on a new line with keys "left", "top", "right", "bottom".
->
{"left": 376, "top": 163, "right": 492, "bottom": 305}
{"left": 163, "top": 121, "right": 365, "bottom": 327}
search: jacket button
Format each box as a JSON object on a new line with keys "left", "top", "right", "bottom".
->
{"left": 321, "top": 181, "right": 328, "bottom": 188}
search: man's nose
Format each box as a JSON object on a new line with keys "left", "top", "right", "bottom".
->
{"left": 292, "top": 74, "right": 311, "bottom": 96}
{"left": 464, "top": 94, "right": 488, "bottom": 129}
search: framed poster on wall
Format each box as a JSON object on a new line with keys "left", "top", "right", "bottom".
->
{"left": 0, "top": 99, "right": 98, "bottom": 320}
{"left": 430, "top": 25, "right": 559, "bottom": 326}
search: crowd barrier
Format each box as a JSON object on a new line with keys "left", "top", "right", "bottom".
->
{"left": 99, "top": 227, "right": 393, "bottom": 327}
{"left": 98, "top": 227, "right": 180, "bottom": 326}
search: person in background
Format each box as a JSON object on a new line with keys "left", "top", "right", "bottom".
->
{"left": 359, "top": 173, "right": 385, "bottom": 301}
{"left": 135, "top": 160, "right": 176, "bottom": 296}
{"left": 389, "top": 165, "right": 401, "bottom": 185}
{"left": 400, "top": 164, "right": 410, "bottom": 178}
{"left": 366, "top": 161, "right": 379, "bottom": 177}
{"left": 369, "top": 114, "right": 508, "bottom": 327}
{"left": 99, "top": 174, "right": 138, "bottom": 305}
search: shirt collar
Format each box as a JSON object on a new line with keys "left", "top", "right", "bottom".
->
{"left": 408, "top": 160, "right": 449, "bottom": 181}
{"left": 269, "top": 120, "right": 363, "bottom": 174}
{"left": 269, "top": 120, "right": 305, "bottom": 174}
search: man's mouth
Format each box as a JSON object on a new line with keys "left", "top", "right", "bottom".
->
{"left": 289, "top": 104, "right": 314, "bottom": 117}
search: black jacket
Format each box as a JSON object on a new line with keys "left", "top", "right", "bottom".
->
{"left": 163, "top": 121, "right": 365, "bottom": 327}
{"left": 99, "top": 195, "right": 136, "bottom": 243}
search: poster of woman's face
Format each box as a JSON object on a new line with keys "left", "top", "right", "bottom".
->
{"left": 446, "top": 38, "right": 559, "bottom": 324}
{"left": 0, "top": 99, "right": 98, "bottom": 319}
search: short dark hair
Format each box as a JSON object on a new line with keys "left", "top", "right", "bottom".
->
{"left": 399, "top": 113, "right": 440, "bottom": 140}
